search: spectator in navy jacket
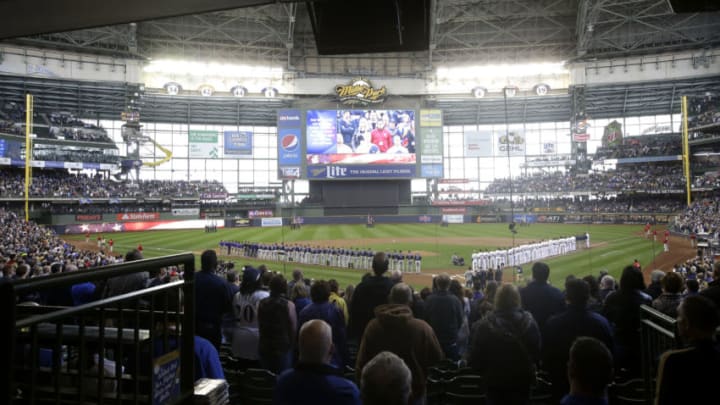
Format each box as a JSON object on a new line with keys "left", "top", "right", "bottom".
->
{"left": 274, "top": 319, "right": 360, "bottom": 405}
{"left": 602, "top": 265, "right": 651, "bottom": 376}
{"left": 349, "top": 252, "right": 394, "bottom": 339}
{"left": 194, "top": 250, "right": 233, "bottom": 349}
{"left": 543, "top": 279, "right": 615, "bottom": 400}
{"left": 424, "top": 273, "right": 465, "bottom": 360}
{"left": 298, "top": 280, "right": 349, "bottom": 367}
{"left": 520, "top": 262, "right": 566, "bottom": 330}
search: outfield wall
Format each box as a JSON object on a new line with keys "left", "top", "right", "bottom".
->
{"left": 51, "top": 212, "right": 676, "bottom": 234}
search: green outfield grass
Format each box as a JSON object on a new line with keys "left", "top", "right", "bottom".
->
{"left": 66, "top": 223, "right": 665, "bottom": 289}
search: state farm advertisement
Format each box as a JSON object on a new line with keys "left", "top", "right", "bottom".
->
{"left": 116, "top": 212, "right": 161, "bottom": 221}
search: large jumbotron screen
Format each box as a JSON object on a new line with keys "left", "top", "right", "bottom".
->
{"left": 277, "top": 109, "right": 444, "bottom": 180}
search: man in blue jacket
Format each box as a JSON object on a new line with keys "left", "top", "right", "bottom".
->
{"left": 520, "top": 262, "right": 566, "bottom": 330}
{"left": 274, "top": 320, "right": 360, "bottom": 405}
{"left": 194, "top": 249, "right": 234, "bottom": 349}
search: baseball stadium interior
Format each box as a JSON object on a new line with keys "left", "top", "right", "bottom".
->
{"left": 1, "top": 0, "right": 720, "bottom": 404}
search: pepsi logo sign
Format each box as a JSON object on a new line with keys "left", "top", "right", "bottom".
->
{"left": 281, "top": 134, "right": 299, "bottom": 151}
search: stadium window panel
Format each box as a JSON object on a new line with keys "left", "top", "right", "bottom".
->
{"left": 155, "top": 123, "right": 172, "bottom": 131}
{"left": 639, "top": 115, "right": 656, "bottom": 127}
{"left": 206, "top": 159, "right": 221, "bottom": 172}
{"left": 255, "top": 146, "right": 270, "bottom": 159}
{"left": 238, "top": 159, "right": 253, "bottom": 172}
{"left": 223, "top": 159, "right": 238, "bottom": 172}
{"left": 154, "top": 131, "right": 173, "bottom": 146}
{"left": 448, "top": 165, "right": 464, "bottom": 179}
{"left": 254, "top": 171, "right": 270, "bottom": 187}
{"left": 465, "top": 158, "right": 479, "bottom": 179}
{"left": 255, "top": 133, "right": 269, "bottom": 148}
{"left": 268, "top": 172, "right": 279, "bottom": 185}
{"left": 152, "top": 170, "right": 173, "bottom": 181}
{"left": 172, "top": 158, "right": 188, "bottom": 172}
{"left": 172, "top": 146, "right": 188, "bottom": 159}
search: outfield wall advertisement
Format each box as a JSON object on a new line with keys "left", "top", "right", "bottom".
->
{"left": 60, "top": 219, "right": 225, "bottom": 234}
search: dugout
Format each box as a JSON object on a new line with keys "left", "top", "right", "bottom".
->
{"left": 0, "top": 253, "right": 197, "bottom": 405}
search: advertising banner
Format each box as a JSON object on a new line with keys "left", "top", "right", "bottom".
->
{"left": 419, "top": 127, "right": 443, "bottom": 155}
{"left": 307, "top": 164, "right": 417, "bottom": 179}
{"left": 224, "top": 131, "right": 253, "bottom": 156}
{"left": 117, "top": 212, "right": 161, "bottom": 221}
{"left": 497, "top": 129, "right": 525, "bottom": 156}
{"left": 200, "top": 193, "right": 228, "bottom": 200}
{"left": 189, "top": 130, "right": 219, "bottom": 158}
{"left": 75, "top": 214, "right": 102, "bottom": 221}
{"left": 473, "top": 215, "right": 501, "bottom": 223}
{"left": 419, "top": 109, "right": 443, "bottom": 127}
{"left": 602, "top": 121, "right": 623, "bottom": 147}
{"left": 261, "top": 217, "right": 283, "bottom": 227}
{"left": 442, "top": 214, "right": 465, "bottom": 224}
{"left": 248, "top": 209, "right": 274, "bottom": 218}
{"left": 418, "top": 215, "right": 434, "bottom": 223}
{"left": 277, "top": 110, "right": 302, "bottom": 169}
{"left": 227, "top": 218, "right": 251, "bottom": 227}
{"left": 419, "top": 109, "right": 444, "bottom": 178}
{"left": 442, "top": 207, "right": 467, "bottom": 214}
{"left": 431, "top": 200, "right": 491, "bottom": 206}
{"left": 171, "top": 208, "right": 200, "bottom": 216}
{"left": 465, "top": 131, "right": 493, "bottom": 157}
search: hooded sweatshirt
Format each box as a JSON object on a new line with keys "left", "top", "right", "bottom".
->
{"left": 355, "top": 303, "right": 445, "bottom": 403}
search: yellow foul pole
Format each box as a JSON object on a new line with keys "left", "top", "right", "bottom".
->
{"left": 681, "top": 96, "right": 691, "bottom": 207}
{"left": 24, "top": 94, "right": 33, "bottom": 221}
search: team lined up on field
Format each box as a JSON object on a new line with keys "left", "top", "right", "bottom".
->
{"left": 219, "top": 241, "right": 423, "bottom": 273}
{"left": 471, "top": 236, "right": 579, "bottom": 271}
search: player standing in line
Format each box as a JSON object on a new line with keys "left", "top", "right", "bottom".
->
{"left": 690, "top": 232, "right": 697, "bottom": 248}
{"left": 85, "top": 231, "right": 90, "bottom": 243}
{"left": 663, "top": 235, "right": 670, "bottom": 252}
{"left": 137, "top": 243, "right": 143, "bottom": 253}
{"left": 585, "top": 232, "right": 590, "bottom": 249}
{"left": 97, "top": 234, "right": 103, "bottom": 248}
{"left": 644, "top": 223, "right": 651, "bottom": 239}
{"left": 108, "top": 238, "right": 114, "bottom": 253}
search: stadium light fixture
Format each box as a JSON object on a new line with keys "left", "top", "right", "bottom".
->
{"left": 144, "top": 59, "right": 283, "bottom": 79}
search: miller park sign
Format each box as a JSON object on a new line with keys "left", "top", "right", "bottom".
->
{"left": 334, "top": 78, "right": 388, "bottom": 106}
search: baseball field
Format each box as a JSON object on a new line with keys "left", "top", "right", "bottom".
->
{"left": 65, "top": 223, "right": 695, "bottom": 289}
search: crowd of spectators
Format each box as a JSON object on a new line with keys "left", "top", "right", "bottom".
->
{"left": 506, "top": 196, "right": 685, "bottom": 213}
{"left": 0, "top": 168, "right": 227, "bottom": 198}
{"left": 3, "top": 205, "right": 719, "bottom": 403}
{"left": 0, "top": 209, "right": 123, "bottom": 293}
{"left": 672, "top": 196, "right": 720, "bottom": 238}
{"left": 46, "top": 112, "right": 113, "bottom": 143}
{"left": 0, "top": 104, "right": 113, "bottom": 144}
{"left": 593, "top": 135, "right": 682, "bottom": 160}
{"left": 485, "top": 165, "right": 685, "bottom": 194}
{"left": 693, "top": 173, "right": 720, "bottom": 189}
{"left": 33, "top": 149, "right": 118, "bottom": 164}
